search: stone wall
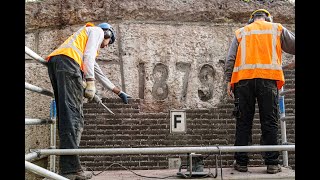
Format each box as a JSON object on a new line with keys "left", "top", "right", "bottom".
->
{"left": 25, "top": 0, "right": 295, "bottom": 179}
{"left": 25, "top": 0, "right": 295, "bottom": 30}
{"left": 25, "top": 22, "right": 295, "bottom": 112}
{"left": 79, "top": 70, "right": 295, "bottom": 170}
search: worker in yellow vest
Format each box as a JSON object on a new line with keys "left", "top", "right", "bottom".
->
{"left": 225, "top": 9, "right": 295, "bottom": 174}
{"left": 46, "top": 22, "right": 130, "bottom": 179}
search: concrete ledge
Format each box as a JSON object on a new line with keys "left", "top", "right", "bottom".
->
{"left": 89, "top": 167, "right": 295, "bottom": 180}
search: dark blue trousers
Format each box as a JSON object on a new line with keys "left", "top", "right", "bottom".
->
{"left": 47, "top": 55, "right": 84, "bottom": 174}
{"left": 233, "top": 78, "right": 280, "bottom": 166}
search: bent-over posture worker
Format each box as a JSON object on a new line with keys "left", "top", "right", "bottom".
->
{"left": 225, "top": 9, "right": 295, "bottom": 174}
{"left": 46, "top": 22, "right": 131, "bottom": 179}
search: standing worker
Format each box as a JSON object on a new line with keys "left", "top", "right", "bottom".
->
{"left": 46, "top": 22, "right": 131, "bottom": 179}
{"left": 225, "top": 9, "right": 295, "bottom": 174}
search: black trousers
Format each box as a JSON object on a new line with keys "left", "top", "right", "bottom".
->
{"left": 47, "top": 55, "right": 84, "bottom": 174}
{"left": 233, "top": 78, "right": 280, "bottom": 166}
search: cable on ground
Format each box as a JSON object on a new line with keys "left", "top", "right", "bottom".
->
{"left": 88, "top": 163, "right": 178, "bottom": 179}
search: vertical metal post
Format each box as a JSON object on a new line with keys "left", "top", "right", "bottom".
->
{"left": 49, "top": 99, "right": 57, "bottom": 172}
{"left": 279, "top": 87, "right": 288, "bottom": 167}
{"left": 189, "top": 153, "right": 192, "bottom": 177}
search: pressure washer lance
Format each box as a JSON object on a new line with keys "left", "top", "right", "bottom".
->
{"left": 93, "top": 94, "right": 115, "bottom": 115}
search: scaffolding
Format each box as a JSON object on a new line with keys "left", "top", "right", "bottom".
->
{"left": 279, "top": 59, "right": 296, "bottom": 167}
{"left": 25, "top": 46, "right": 295, "bottom": 179}
{"left": 25, "top": 46, "right": 59, "bottom": 178}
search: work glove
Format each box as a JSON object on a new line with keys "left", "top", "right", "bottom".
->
{"left": 84, "top": 80, "right": 96, "bottom": 101}
{"left": 227, "top": 82, "right": 234, "bottom": 99}
{"left": 118, "top": 91, "right": 132, "bottom": 104}
{"left": 82, "top": 81, "right": 87, "bottom": 88}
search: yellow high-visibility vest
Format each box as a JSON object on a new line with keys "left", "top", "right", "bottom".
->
{"left": 231, "top": 21, "right": 285, "bottom": 90}
{"left": 46, "top": 22, "right": 96, "bottom": 71}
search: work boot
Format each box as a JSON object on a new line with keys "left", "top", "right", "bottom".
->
{"left": 233, "top": 161, "right": 248, "bottom": 172}
{"left": 61, "top": 170, "right": 93, "bottom": 180}
{"left": 267, "top": 164, "right": 282, "bottom": 174}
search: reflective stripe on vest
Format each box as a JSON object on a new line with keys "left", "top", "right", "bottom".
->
{"left": 46, "top": 23, "right": 94, "bottom": 71}
{"left": 231, "top": 22, "right": 284, "bottom": 89}
{"left": 58, "top": 27, "right": 85, "bottom": 59}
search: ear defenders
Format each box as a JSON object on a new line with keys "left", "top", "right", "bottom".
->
{"left": 103, "top": 29, "right": 113, "bottom": 39}
{"left": 98, "top": 22, "right": 116, "bottom": 44}
{"left": 248, "top": 9, "right": 272, "bottom": 24}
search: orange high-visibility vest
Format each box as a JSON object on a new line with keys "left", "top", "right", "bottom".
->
{"left": 230, "top": 21, "right": 285, "bottom": 90}
{"left": 46, "top": 22, "right": 97, "bottom": 71}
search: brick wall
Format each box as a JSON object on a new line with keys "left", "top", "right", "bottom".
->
{"left": 79, "top": 69, "right": 295, "bottom": 171}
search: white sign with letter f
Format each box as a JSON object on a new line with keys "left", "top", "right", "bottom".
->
{"left": 170, "top": 110, "right": 186, "bottom": 133}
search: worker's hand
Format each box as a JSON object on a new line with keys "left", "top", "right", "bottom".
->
{"left": 118, "top": 91, "right": 132, "bottom": 104}
{"left": 227, "top": 82, "right": 234, "bottom": 99}
{"left": 84, "top": 80, "right": 96, "bottom": 101}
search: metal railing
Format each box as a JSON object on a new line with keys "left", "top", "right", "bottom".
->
{"left": 25, "top": 80, "right": 57, "bottom": 172}
{"left": 25, "top": 46, "right": 295, "bottom": 179}
{"left": 25, "top": 82, "right": 54, "bottom": 97}
{"left": 25, "top": 46, "right": 59, "bottom": 178}
{"left": 25, "top": 161, "right": 68, "bottom": 180}
{"left": 279, "top": 59, "right": 295, "bottom": 167}
{"left": 30, "top": 145, "right": 295, "bottom": 155}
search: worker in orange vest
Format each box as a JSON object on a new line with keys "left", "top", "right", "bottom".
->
{"left": 225, "top": 9, "right": 295, "bottom": 174}
{"left": 46, "top": 22, "right": 131, "bottom": 179}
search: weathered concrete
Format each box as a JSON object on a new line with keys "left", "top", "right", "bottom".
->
{"left": 25, "top": 21, "right": 295, "bottom": 112}
{"left": 25, "top": 0, "right": 295, "bottom": 31}
{"left": 25, "top": 0, "right": 295, "bottom": 112}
